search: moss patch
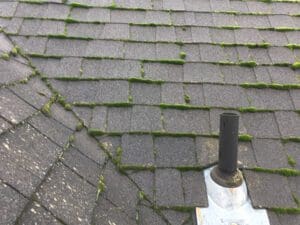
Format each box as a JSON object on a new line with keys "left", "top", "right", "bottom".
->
{"left": 271, "top": 207, "right": 300, "bottom": 214}
{"left": 143, "top": 59, "right": 185, "bottom": 65}
{"left": 238, "top": 134, "right": 253, "bottom": 142}
{"left": 239, "top": 61, "right": 257, "bottom": 68}
{"left": 250, "top": 167, "right": 300, "bottom": 177}
{"left": 292, "top": 62, "right": 300, "bottom": 70}
{"left": 159, "top": 103, "right": 210, "bottom": 110}
{"left": 287, "top": 155, "right": 297, "bottom": 167}
{"left": 96, "top": 175, "right": 106, "bottom": 200}
{"left": 1, "top": 53, "right": 10, "bottom": 60}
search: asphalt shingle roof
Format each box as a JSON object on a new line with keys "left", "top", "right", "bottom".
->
{"left": 0, "top": 0, "right": 300, "bottom": 224}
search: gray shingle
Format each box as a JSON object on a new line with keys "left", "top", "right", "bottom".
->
{"left": 221, "top": 65, "right": 256, "bottom": 84}
{"left": 138, "top": 205, "right": 167, "bottom": 225}
{"left": 131, "top": 106, "right": 162, "bottom": 131}
{"left": 46, "top": 39, "right": 88, "bottom": 57}
{"left": 268, "top": 47, "right": 295, "bottom": 64}
{"left": 171, "top": 12, "right": 186, "bottom": 26}
{"left": 0, "top": 181, "right": 28, "bottom": 225}
{"left": 107, "top": 107, "right": 131, "bottom": 132}
{"left": 0, "top": 2, "right": 18, "bottom": 17}
{"left": 115, "top": 0, "right": 152, "bottom": 9}
{"left": 252, "top": 139, "right": 289, "bottom": 169}
{"left": 18, "top": 202, "right": 63, "bottom": 225}
{"left": 145, "top": 11, "right": 171, "bottom": 24}
{"left": 246, "top": 89, "right": 294, "bottom": 110}
{"left": 191, "top": 27, "right": 211, "bottom": 43}
{"left": 156, "top": 26, "right": 176, "bottom": 42}
{"left": 236, "top": 15, "right": 270, "bottom": 28}
{"left": 156, "top": 43, "right": 180, "bottom": 59}
{"left": 184, "top": 84, "right": 205, "bottom": 105}
{"left": 175, "top": 27, "right": 193, "bottom": 43}
{"left": 290, "top": 90, "right": 300, "bottom": 109}
{"left": 86, "top": 40, "right": 124, "bottom": 58}
{"left": 83, "top": 59, "right": 140, "bottom": 78}
{"left": 0, "top": 89, "right": 35, "bottom": 125}
{"left": 144, "top": 63, "right": 183, "bottom": 82}
{"left": 199, "top": 44, "right": 227, "bottom": 62}
{"left": 130, "top": 25, "right": 156, "bottom": 42}
{"left": 203, "top": 84, "right": 249, "bottom": 108}
{"left": 131, "top": 83, "right": 161, "bottom": 104}
{"left": 181, "top": 44, "right": 201, "bottom": 62}
{"left": 184, "top": 63, "right": 223, "bottom": 83}
{"left": 184, "top": 0, "right": 211, "bottom": 11}
{"left": 70, "top": 8, "right": 110, "bottom": 22}
{"left": 254, "top": 67, "right": 272, "bottom": 83}
{"left": 269, "top": 15, "right": 295, "bottom": 28}
{"left": 286, "top": 31, "right": 300, "bottom": 44}
{"left": 155, "top": 136, "right": 197, "bottom": 167}
{"left": 66, "top": 23, "right": 104, "bottom": 38}
{"left": 246, "top": 1, "right": 272, "bottom": 14}
{"left": 121, "top": 134, "right": 154, "bottom": 165}
{"left": 268, "top": 67, "right": 298, "bottom": 84}
{"left": 163, "top": 0, "right": 185, "bottom": 10}
{"left": 125, "top": 42, "right": 156, "bottom": 60}
{"left": 210, "top": 0, "right": 231, "bottom": 11}
{"left": 36, "top": 163, "right": 96, "bottom": 225}
{"left": 230, "top": 1, "right": 249, "bottom": 13}
{"left": 90, "top": 106, "right": 107, "bottom": 130}
{"left": 249, "top": 48, "right": 272, "bottom": 65}
{"left": 111, "top": 10, "right": 146, "bottom": 24}
{"left": 210, "top": 28, "right": 235, "bottom": 43}
{"left": 182, "top": 171, "right": 208, "bottom": 206}
{"left": 275, "top": 111, "right": 300, "bottom": 137}
{"left": 213, "top": 14, "right": 237, "bottom": 27}
{"left": 161, "top": 83, "right": 184, "bottom": 104}
{"left": 11, "top": 36, "right": 47, "bottom": 54}
{"left": 194, "top": 13, "right": 213, "bottom": 26}
{"left": 242, "top": 112, "right": 280, "bottom": 138}
{"left": 101, "top": 23, "right": 129, "bottom": 39}
{"left": 260, "top": 30, "right": 288, "bottom": 46}
{"left": 155, "top": 169, "right": 185, "bottom": 206}
{"left": 235, "top": 29, "right": 262, "bottom": 44}
{"left": 244, "top": 170, "right": 296, "bottom": 208}
{"left": 163, "top": 109, "right": 210, "bottom": 133}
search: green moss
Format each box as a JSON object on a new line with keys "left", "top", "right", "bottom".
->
{"left": 107, "top": 0, "right": 117, "bottom": 9}
{"left": 128, "top": 95, "right": 133, "bottom": 103}
{"left": 282, "top": 137, "right": 300, "bottom": 143}
{"left": 143, "top": 59, "right": 185, "bottom": 65}
{"left": 292, "top": 62, "right": 300, "bottom": 70}
{"left": 20, "top": 0, "right": 45, "bottom": 4}
{"left": 41, "top": 95, "right": 56, "bottom": 116}
{"left": 69, "top": 2, "right": 91, "bottom": 8}
{"left": 119, "top": 164, "right": 155, "bottom": 171}
{"left": 246, "top": 42, "right": 270, "bottom": 48}
{"left": 113, "top": 146, "right": 122, "bottom": 167}
{"left": 140, "top": 63, "right": 145, "bottom": 77}
{"left": 239, "top": 61, "right": 257, "bottom": 68}
{"left": 287, "top": 155, "right": 297, "bottom": 167}
{"left": 138, "top": 191, "right": 146, "bottom": 200}
{"left": 184, "top": 94, "right": 190, "bottom": 104}
{"left": 179, "top": 51, "right": 186, "bottom": 59}
{"left": 128, "top": 77, "right": 164, "bottom": 84}
{"left": 238, "top": 134, "right": 253, "bottom": 142}
{"left": 220, "top": 25, "right": 240, "bottom": 30}
{"left": 65, "top": 17, "right": 79, "bottom": 23}
{"left": 96, "top": 175, "right": 106, "bottom": 200}
{"left": 274, "top": 27, "right": 296, "bottom": 32}
{"left": 64, "top": 103, "right": 72, "bottom": 111}
{"left": 271, "top": 207, "right": 300, "bottom": 214}
{"left": 238, "top": 107, "right": 273, "bottom": 113}
{"left": 75, "top": 121, "right": 84, "bottom": 131}
{"left": 68, "top": 134, "right": 75, "bottom": 143}
{"left": 176, "top": 165, "right": 203, "bottom": 171}
{"left": 104, "top": 102, "right": 133, "bottom": 107}
{"left": 152, "top": 131, "right": 197, "bottom": 138}
{"left": 11, "top": 46, "right": 19, "bottom": 56}
{"left": 1, "top": 53, "right": 10, "bottom": 60}
{"left": 286, "top": 44, "right": 300, "bottom": 50}
{"left": 28, "top": 53, "right": 62, "bottom": 59}
{"left": 88, "top": 128, "right": 104, "bottom": 136}
{"left": 159, "top": 103, "right": 210, "bottom": 110}
{"left": 54, "top": 77, "right": 99, "bottom": 81}
{"left": 250, "top": 167, "right": 300, "bottom": 177}
{"left": 240, "top": 82, "right": 300, "bottom": 90}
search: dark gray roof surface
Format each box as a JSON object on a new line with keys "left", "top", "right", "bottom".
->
{"left": 0, "top": 0, "right": 300, "bottom": 224}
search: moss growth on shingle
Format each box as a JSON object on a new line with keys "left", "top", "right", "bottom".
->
{"left": 75, "top": 121, "right": 84, "bottom": 131}
{"left": 64, "top": 103, "right": 72, "bottom": 111}
{"left": 1, "top": 53, "right": 10, "bottom": 60}
{"left": 119, "top": 164, "right": 155, "bottom": 171}
{"left": 286, "top": 44, "right": 300, "bottom": 50}
{"left": 96, "top": 175, "right": 106, "bottom": 200}
{"left": 184, "top": 94, "right": 190, "bottom": 104}
{"left": 238, "top": 134, "right": 253, "bottom": 142}
{"left": 128, "top": 77, "right": 164, "bottom": 84}
{"left": 274, "top": 27, "right": 296, "bottom": 32}
{"left": 287, "top": 155, "right": 297, "bottom": 167}
{"left": 41, "top": 95, "right": 56, "bottom": 116}
{"left": 152, "top": 131, "right": 198, "bottom": 138}
{"left": 282, "top": 137, "right": 300, "bottom": 143}
{"left": 179, "top": 51, "right": 186, "bottom": 59}
{"left": 292, "top": 62, "right": 300, "bottom": 70}
{"left": 176, "top": 165, "right": 203, "bottom": 171}
{"left": 271, "top": 207, "right": 300, "bottom": 214}
{"left": 238, "top": 107, "right": 273, "bottom": 113}
{"left": 239, "top": 61, "right": 257, "bottom": 68}
{"left": 69, "top": 2, "right": 91, "bottom": 8}
{"left": 220, "top": 25, "right": 240, "bottom": 30}
{"left": 250, "top": 167, "right": 300, "bottom": 176}
{"left": 159, "top": 103, "right": 210, "bottom": 110}
{"left": 240, "top": 82, "right": 300, "bottom": 90}
{"left": 88, "top": 128, "right": 104, "bottom": 136}
{"left": 247, "top": 42, "right": 271, "bottom": 48}
{"left": 293, "top": 194, "right": 300, "bottom": 207}
{"left": 143, "top": 59, "right": 185, "bottom": 65}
